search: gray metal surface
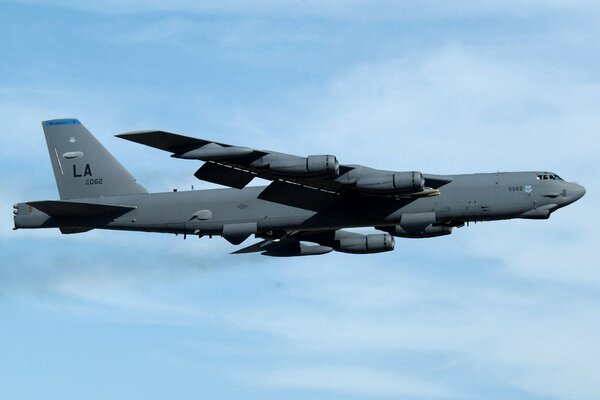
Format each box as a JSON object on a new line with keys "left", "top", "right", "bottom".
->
{"left": 13, "top": 119, "right": 586, "bottom": 256}
{"left": 43, "top": 119, "right": 147, "bottom": 199}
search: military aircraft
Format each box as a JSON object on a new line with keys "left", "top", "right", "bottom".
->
{"left": 13, "top": 119, "right": 586, "bottom": 256}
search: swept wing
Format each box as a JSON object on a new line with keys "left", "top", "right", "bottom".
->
{"left": 117, "top": 130, "right": 452, "bottom": 197}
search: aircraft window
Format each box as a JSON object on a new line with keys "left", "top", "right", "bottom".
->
{"left": 537, "top": 173, "right": 560, "bottom": 181}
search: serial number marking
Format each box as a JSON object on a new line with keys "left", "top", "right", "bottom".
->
{"left": 85, "top": 178, "right": 103, "bottom": 185}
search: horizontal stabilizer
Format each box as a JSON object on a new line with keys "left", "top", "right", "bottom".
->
{"left": 28, "top": 200, "right": 136, "bottom": 217}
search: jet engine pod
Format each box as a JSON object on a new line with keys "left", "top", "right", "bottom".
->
{"left": 355, "top": 171, "right": 425, "bottom": 194}
{"left": 335, "top": 233, "right": 395, "bottom": 254}
{"left": 269, "top": 155, "right": 339, "bottom": 177}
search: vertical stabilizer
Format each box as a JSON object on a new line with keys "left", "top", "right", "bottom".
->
{"left": 43, "top": 119, "right": 147, "bottom": 199}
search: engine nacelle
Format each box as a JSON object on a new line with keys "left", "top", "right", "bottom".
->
{"left": 385, "top": 225, "right": 452, "bottom": 238}
{"left": 355, "top": 171, "right": 425, "bottom": 194}
{"left": 269, "top": 155, "right": 339, "bottom": 177}
{"left": 336, "top": 233, "right": 395, "bottom": 254}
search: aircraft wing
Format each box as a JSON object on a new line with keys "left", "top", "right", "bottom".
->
{"left": 117, "top": 130, "right": 452, "bottom": 197}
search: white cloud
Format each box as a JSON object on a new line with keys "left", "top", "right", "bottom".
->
{"left": 217, "top": 257, "right": 600, "bottom": 399}
{"left": 250, "top": 366, "right": 451, "bottom": 398}
{"left": 121, "top": 17, "right": 199, "bottom": 45}
{"left": 253, "top": 45, "right": 600, "bottom": 175}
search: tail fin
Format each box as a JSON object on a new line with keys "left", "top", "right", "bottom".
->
{"left": 43, "top": 118, "right": 147, "bottom": 199}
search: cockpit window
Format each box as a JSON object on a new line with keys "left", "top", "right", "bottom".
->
{"left": 537, "top": 173, "right": 563, "bottom": 181}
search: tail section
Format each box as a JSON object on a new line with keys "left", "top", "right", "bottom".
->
{"left": 43, "top": 119, "right": 147, "bottom": 199}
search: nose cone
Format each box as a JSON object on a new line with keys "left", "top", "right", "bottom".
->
{"left": 575, "top": 185, "right": 585, "bottom": 200}
{"left": 569, "top": 183, "right": 586, "bottom": 203}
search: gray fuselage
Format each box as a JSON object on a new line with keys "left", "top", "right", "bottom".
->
{"left": 14, "top": 171, "right": 586, "bottom": 238}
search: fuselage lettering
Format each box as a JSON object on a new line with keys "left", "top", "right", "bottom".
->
{"left": 85, "top": 178, "right": 103, "bottom": 185}
{"left": 73, "top": 163, "right": 93, "bottom": 178}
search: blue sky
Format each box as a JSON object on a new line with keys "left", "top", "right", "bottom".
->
{"left": 1, "top": 1, "right": 599, "bottom": 399}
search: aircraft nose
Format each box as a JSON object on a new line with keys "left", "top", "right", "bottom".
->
{"left": 569, "top": 183, "right": 586, "bottom": 202}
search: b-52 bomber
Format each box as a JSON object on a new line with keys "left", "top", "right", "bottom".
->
{"left": 13, "top": 119, "right": 586, "bottom": 257}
